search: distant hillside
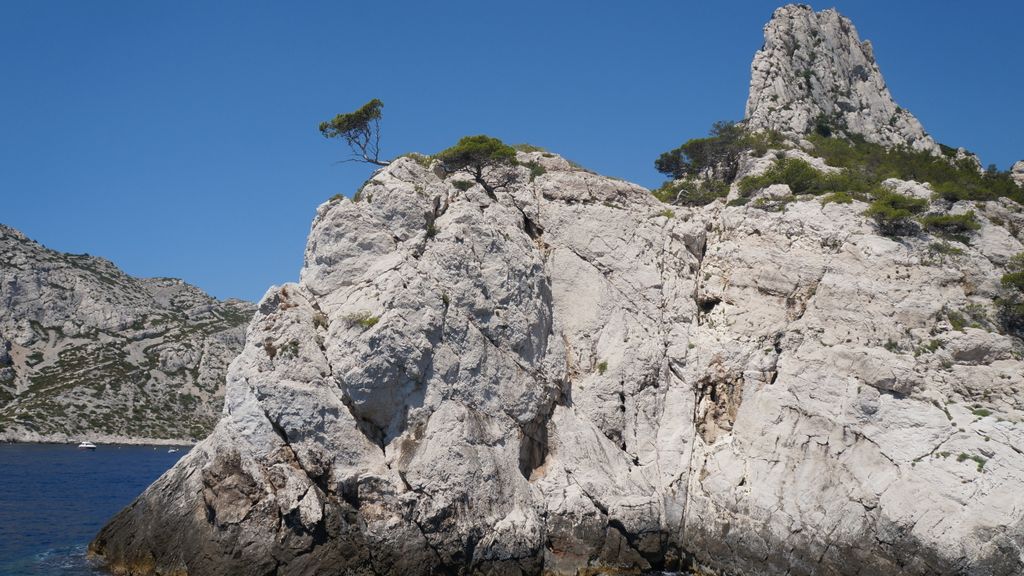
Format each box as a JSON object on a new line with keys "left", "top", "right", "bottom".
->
{"left": 0, "top": 224, "right": 254, "bottom": 444}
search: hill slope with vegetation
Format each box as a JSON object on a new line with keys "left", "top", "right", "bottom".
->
{"left": 0, "top": 225, "right": 254, "bottom": 444}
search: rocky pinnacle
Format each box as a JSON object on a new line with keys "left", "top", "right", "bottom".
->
{"left": 745, "top": 4, "right": 940, "bottom": 154}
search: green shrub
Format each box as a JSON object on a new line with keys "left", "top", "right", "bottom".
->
{"left": 739, "top": 157, "right": 821, "bottom": 195}
{"left": 933, "top": 180, "right": 993, "bottom": 202}
{"left": 946, "top": 309, "right": 967, "bottom": 331}
{"left": 1001, "top": 253, "right": 1024, "bottom": 292}
{"left": 929, "top": 242, "right": 964, "bottom": 256}
{"left": 820, "top": 191, "right": 854, "bottom": 205}
{"left": 863, "top": 190, "right": 927, "bottom": 236}
{"left": 738, "top": 157, "right": 875, "bottom": 197}
{"left": 512, "top": 143, "right": 546, "bottom": 153}
{"left": 956, "top": 452, "right": 987, "bottom": 472}
{"left": 344, "top": 311, "right": 380, "bottom": 329}
{"left": 402, "top": 152, "right": 433, "bottom": 168}
{"left": 597, "top": 361, "right": 608, "bottom": 375}
{"left": 523, "top": 161, "right": 547, "bottom": 181}
{"left": 746, "top": 130, "right": 787, "bottom": 157}
{"left": 805, "top": 134, "right": 1022, "bottom": 205}
{"left": 452, "top": 180, "right": 474, "bottom": 191}
{"left": 750, "top": 197, "right": 792, "bottom": 213}
{"left": 656, "top": 209, "right": 675, "bottom": 219}
{"left": 998, "top": 253, "right": 1024, "bottom": 335}
{"left": 653, "top": 178, "right": 728, "bottom": 206}
{"left": 920, "top": 211, "right": 980, "bottom": 241}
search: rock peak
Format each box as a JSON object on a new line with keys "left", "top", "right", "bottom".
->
{"left": 745, "top": 4, "right": 939, "bottom": 154}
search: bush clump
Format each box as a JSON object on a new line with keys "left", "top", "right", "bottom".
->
{"left": 738, "top": 157, "right": 877, "bottom": 198}
{"left": 343, "top": 311, "right": 380, "bottom": 329}
{"left": 863, "top": 190, "right": 927, "bottom": 236}
{"left": 998, "top": 253, "right": 1024, "bottom": 336}
{"left": 523, "top": 161, "right": 547, "bottom": 181}
{"left": 806, "top": 134, "right": 1022, "bottom": 205}
{"left": 512, "top": 143, "right": 546, "bottom": 153}
{"left": 919, "top": 211, "right": 980, "bottom": 241}
{"left": 820, "top": 191, "right": 854, "bottom": 205}
{"left": 653, "top": 178, "right": 728, "bottom": 206}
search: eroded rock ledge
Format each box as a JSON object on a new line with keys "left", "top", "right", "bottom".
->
{"left": 91, "top": 148, "right": 1024, "bottom": 575}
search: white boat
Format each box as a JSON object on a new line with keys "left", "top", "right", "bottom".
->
{"left": 77, "top": 441, "right": 97, "bottom": 450}
{"left": 167, "top": 448, "right": 179, "bottom": 453}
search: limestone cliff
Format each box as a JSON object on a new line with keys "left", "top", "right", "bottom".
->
{"left": 90, "top": 5, "right": 1024, "bottom": 576}
{"left": 0, "top": 225, "right": 254, "bottom": 443}
{"left": 745, "top": 4, "right": 939, "bottom": 154}
{"left": 91, "top": 142, "right": 1024, "bottom": 574}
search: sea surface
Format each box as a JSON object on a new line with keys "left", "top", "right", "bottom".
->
{"left": 0, "top": 443, "right": 186, "bottom": 576}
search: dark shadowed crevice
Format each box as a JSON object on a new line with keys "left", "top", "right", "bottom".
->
{"left": 523, "top": 213, "right": 544, "bottom": 240}
{"left": 338, "top": 478, "right": 361, "bottom": 510}
{"left": 698, "top": 297, "right": 721, "bottom": 315}
{"left": 518, "top": 414, "right": 548, "bottom": 480}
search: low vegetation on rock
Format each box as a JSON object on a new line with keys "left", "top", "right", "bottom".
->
{"left": 1000, "top": 253, "right": 1024, "bottom": 336}
{"left": 863, "top": 190, "right": 928, "bottom": 236}
{"left": 0, "top": 226, "right": 254, "bottom": 443}
{"left": 805, "top": 133, "right": 1022, "bottom": 204}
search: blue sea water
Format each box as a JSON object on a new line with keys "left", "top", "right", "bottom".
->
{"left": 0, "top": 443, "right": 185, "bottom": 576}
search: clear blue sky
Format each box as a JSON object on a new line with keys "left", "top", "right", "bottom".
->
{"left": 2, "top": 1, "right": 1021, "bottom": 301}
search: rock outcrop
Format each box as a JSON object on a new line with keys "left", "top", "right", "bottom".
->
{"left": 90, "top": 4, "right": 1024, "bottom": 574}
{"left": 0, "top": 225, "right": 254, "bottom": 443}
{"left": 745, "top": 4, "right": 939, "bottom": 154}
{"left": 1012, "top": 160, "right": 1024, "bottom": 187}
{"left": 91, "top": 143, "right": 1024, "bottom": 574}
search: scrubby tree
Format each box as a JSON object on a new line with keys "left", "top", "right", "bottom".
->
{"left": 319, "top": 99, "right": 389, "bottom": 166}
{"left": 435, "top": 135, "right": 518, "bottom": 199}
{"left": 655, "top": 121, "right": 750, "bottom": 183}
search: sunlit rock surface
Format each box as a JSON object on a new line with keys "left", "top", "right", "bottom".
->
{"left": 745, "top": 4, "right": 939, "bottom": 154}
{"left": 92, "top": 149, "right": 1024, "bottom": 574}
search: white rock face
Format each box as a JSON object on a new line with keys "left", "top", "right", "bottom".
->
{"left": 92, "top": 151, "right": 1024, "bottom": 575}
{"left": 1012, "top": 160, "right": 1024, "bottom": 187}
{"left": 0, "top": 225, "right": 254, "bottom": 442}
{"left": 745, "top": 4, "right": 940, "bottom": 154}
